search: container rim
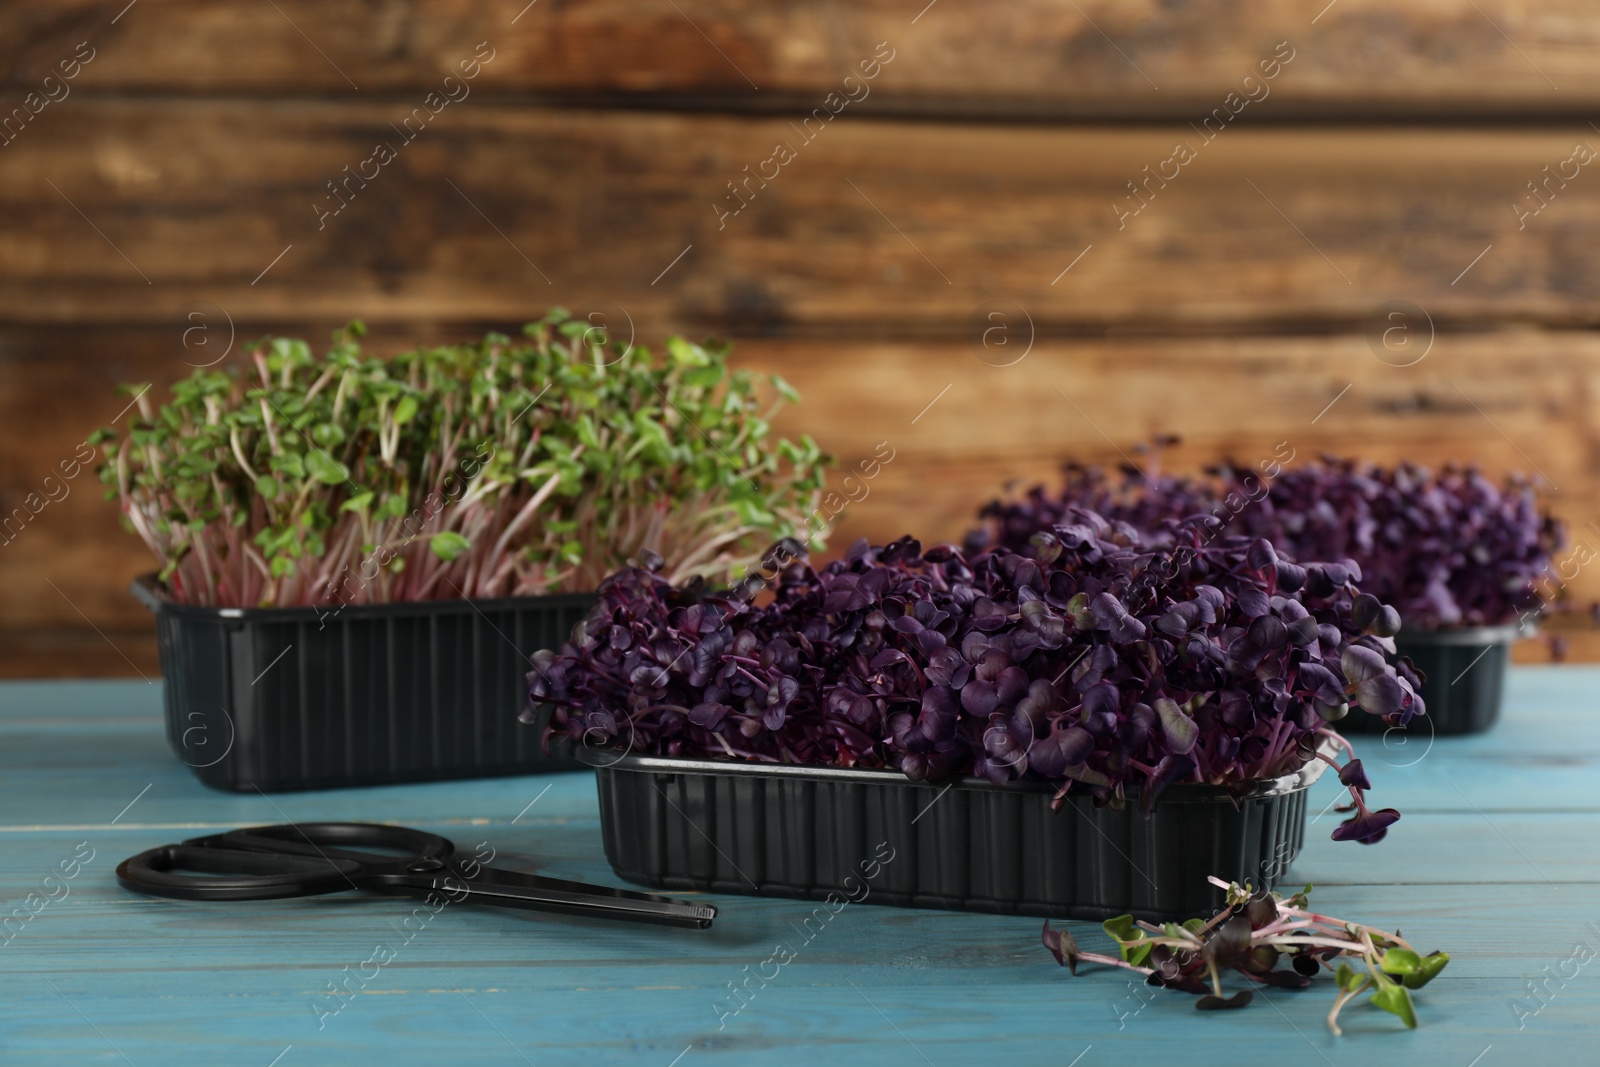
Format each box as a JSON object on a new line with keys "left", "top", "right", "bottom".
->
{"left": 130, "top": 573, "right": 598, "bottom": 622}
{"left": 581, "top": 739, "right": 1332, "bottom": 802}
{"left": 1397, "top": 619, "right": 1536, "bottom": 646}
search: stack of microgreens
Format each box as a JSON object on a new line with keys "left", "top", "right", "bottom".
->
{"left": 533, "top": 511, "right": 1419, "bottom": 843}
{"left": 1043, "top": 877, "right": 1450, "bottom": 1034}
{"left": 974, "top": 452, "right": 1562, "bottom": 630}
{"left": 95, "top": 312, "right": 828, "bottom": 607}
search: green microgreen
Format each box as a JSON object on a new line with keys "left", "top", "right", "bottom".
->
{"left": 93, "top": 313, "right": 830, "bottom": 607}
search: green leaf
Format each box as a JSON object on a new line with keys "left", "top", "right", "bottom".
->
{"left": 1181, "top": 918, "right": 1207, "bottom": 933}
{"left": 770, "top": 374, "right": 801, "bottom": 404}
{"left": 304, "top": 450, "right": 349, "bottom": 486}
{"left": 1102, "top": 915, "right": 1139, "bottom": 945}
{"left": 311, "top": 423, "right": 346, "bottom": 448}
{"left": 1379, "top": 948, "right": 1423, "bottom": 977}
{"left": 666, "top": 337, "right": 710, "bottom": 367}
{"left": 682, "top": 365, "right": 725, "bottom": 389}
{"left": 340, "top": 492, "right": 374, "bottom": 515}
{"left": 1335, "top": 962, "right": 1366, "bottom": 993}
{"left": 1403, "top": 951, "right": 1450, "bottom": 990}
{"left": 1098, "top": 915, "right": 1152, "bottom": 967}
{"left": 272, "top": 452, "right": 305, "bottom": 479}
{"left": 254, "top": 475, "right": 280, "bottom": 500}
{"left": 429, "top": 531, "right": 471, "bottom": 562}
{"left": 574, "top": 413, "right": 601, "bottom": 450}
{"left": 1066, "top": 592, "right": 1094, "bottom": 630}
{"left": 1282, "top": 884, "right": 1313, "bottom": 910}
{"left": 1369, "top": 983, "right": 1418, "bottom": 1029}
{"left": 393, "top": 395, "right": 419, "bottom": 425}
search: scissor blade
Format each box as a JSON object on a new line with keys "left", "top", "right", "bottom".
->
{"left": 412, "top": 864, "right": 716, "bottom": 928}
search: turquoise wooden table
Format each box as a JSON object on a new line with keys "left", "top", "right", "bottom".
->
{"left": 3, "top": 670, "right": 1598, "bottom": 1065}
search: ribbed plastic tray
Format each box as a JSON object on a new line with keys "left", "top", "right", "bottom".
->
{"left": 1342, "top": 623, "right": 1525, "bottom": 736}
{"left": 134, "top": 576, "right": 595, "bottom": 792}
{"left": 590, "top": 750, "right": 1327, "bottom": 921}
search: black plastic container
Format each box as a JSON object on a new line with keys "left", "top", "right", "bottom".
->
{"left": 1341, "top": 622, "right": 1526, "bottom": 737}
{"left": 133, "top": 576, "right": 595, "bottom": 792}
{"left": 590, "top": 750, "right": 1328, "bottom": 921}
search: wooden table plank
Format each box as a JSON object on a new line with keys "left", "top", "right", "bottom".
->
{"left": 3, "top": 671, "right": 1598, "bottom": 1064}
{"left": 5, "top": 1, "right": 1599, "bottom": 119}
{"left": 6, "top": 107, "right": 1600, "bottom": 331}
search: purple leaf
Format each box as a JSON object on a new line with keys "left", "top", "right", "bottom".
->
{"left": 1247, "top": 538, "right": 1278, "bottom": 571}
{"left": 1338, "top": 758, "right": 1372, "bottom": 791}
{"left": 1153, "top": 697, "right": 1198, "bottom": 754}
{"left": 1331, "top": 807, "right": 1400, "bottom": 844}
{"left": 689, "top": 702, "right": 731, "bottom": 729}
{"left": 1041, "top": 920, "right": 1080, "bottom": 973}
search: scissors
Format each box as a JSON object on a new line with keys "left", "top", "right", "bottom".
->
{"left": 116, "top": 822, "right": 715, "bottom": 929}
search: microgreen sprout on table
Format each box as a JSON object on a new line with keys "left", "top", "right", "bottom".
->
{"left": 1044, "top": 877, "right": 1450, "bottom": 1034}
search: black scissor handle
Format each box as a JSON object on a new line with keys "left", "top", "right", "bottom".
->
{"left": 192, "top": 822, "right": 456, "bottom": 868}
{"left": 116, "top": 843, "right": 362, "bottom": 900}
{"left": 117, "top": 823, "right": 454, "bottom": 901}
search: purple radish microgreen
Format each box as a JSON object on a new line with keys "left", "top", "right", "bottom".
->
{"left": 973, "top": 451, "right": 1562, "bottom": 631}
{"left": 533, "top": 513, "right": 1413, "bottom": 841}
{"left": 1042, "top": 876, "right": 1450, "bottom": 1034}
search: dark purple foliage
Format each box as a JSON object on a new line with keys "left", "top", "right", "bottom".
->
{"left": 1330, "top": 806, "right": 1401, "bottom": 844}
{"left": 529, "top": 511, "right": 1415, "bottom": 840}
{"left": 971, "top": 455, "right": 1563, "bottom": 631}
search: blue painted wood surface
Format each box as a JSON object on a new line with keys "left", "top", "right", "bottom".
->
{"left": 2, "top": 670, "right": 1598, "bottom": 1065}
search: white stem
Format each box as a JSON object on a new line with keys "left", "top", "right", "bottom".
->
{"left": 229, "top": 428, "right": 259, "bottom": 485}
{"left": 478, "top": 472, "right": 562, "bottom": 595}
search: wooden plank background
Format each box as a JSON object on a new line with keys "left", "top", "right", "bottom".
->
{"left": 6, "top": 1, "right": 1600, "bottom": 115}
{"left": 3, "top": 1, "right": 1599, "bottom": 674}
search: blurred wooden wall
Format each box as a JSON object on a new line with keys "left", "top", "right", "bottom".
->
{"left": 4, "top": 0, "right": 1600, "bottom": 676}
